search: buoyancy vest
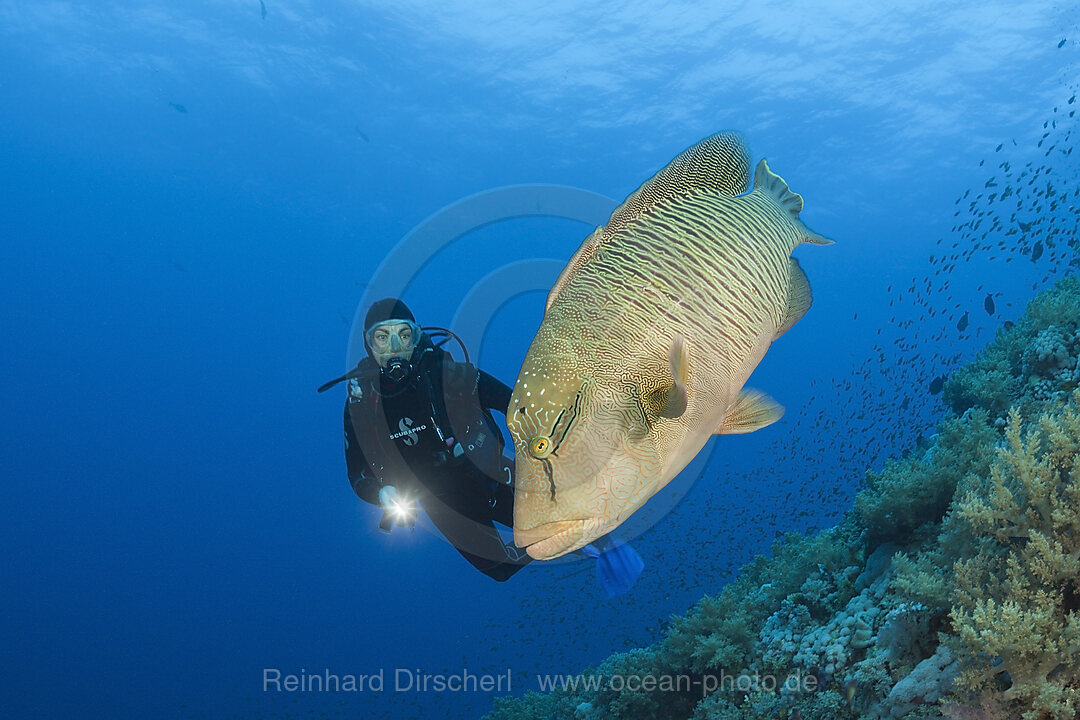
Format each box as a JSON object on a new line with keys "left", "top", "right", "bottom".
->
{"left": 345, "top": 338, "right": 505, "bottom": 489}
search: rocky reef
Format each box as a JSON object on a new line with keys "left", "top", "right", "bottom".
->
{"left": 485, "top": 275, "right": 1080, "bottom": 720}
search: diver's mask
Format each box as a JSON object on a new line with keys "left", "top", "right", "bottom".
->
{"left": 366, "top": 319, "right": 421, "bottom": 382}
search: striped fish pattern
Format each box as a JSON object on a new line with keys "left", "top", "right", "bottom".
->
{"left": 508, "top": 132, "right": 833, "bottom": 560}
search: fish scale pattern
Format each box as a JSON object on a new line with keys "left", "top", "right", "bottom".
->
{"left": 509, "top": 132, "right": 832, "bottom": 558}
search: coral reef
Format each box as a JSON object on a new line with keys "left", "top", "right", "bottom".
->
{"left": 854, "top": 408, "right": 997, "bottom": 548}
{"left": 944, "top": 276, "right": 1080, "bottom": 420}
{"left": 484, "top": 276, "right": 1080, "bottom": 720}
{"left": 949, "top": 403, "right": 1080, "bottom": 717}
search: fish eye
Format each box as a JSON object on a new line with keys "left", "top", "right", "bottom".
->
{"left": 529, "top": 436, "right": 553, "bottom": 459}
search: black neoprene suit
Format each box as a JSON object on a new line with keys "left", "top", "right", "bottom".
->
{"left": 343, "top": 348, "right": 530, "bottom": 581}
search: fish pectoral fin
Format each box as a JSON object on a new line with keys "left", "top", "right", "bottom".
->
{"left": 776, "top": 257, "right": 813, "bottom": 338}
{"left": 651, "top": 382, "right": 687, "bottom": 419}
{"left": 715, "top": 389, "right": 784, "bottom": 434}
{"left": 647, "top": 335, "right": 689, "bottom": 419}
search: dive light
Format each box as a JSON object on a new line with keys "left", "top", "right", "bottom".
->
{"left": 378, "top": 494, "right": 417, "bottom": 533}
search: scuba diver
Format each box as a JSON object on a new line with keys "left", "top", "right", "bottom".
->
{"left": 320, "top": 297, "right": 644, "bottom": 593}
{"left": 319, "top": 298, "right": 529, "bottom": 581}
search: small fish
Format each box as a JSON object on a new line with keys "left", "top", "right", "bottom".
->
{"left": 260, "top": 0, "right": 267, "bottom": 20}
{"left": 984, "top": 293, "right": 995, "bottom": 315}
{"left": 929, "top": 376, "right": 945, "bottom": 395}
{"left": 168, "top": 102, "right": 187, "bottom": 113}
{"left": 844, "top": 678, "right": 859, "bottom": 710}
{"left": 1031, "top": 241, "right": 1044, "bottom": 261}
{"left": 1059, "top": 38, "right": 1067, "bottom": 48}
{"left": 957, "top": 311, "right": 969, "bottom": 332}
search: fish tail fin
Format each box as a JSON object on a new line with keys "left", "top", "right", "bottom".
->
{"left": 753, "top": 159, "right": 835, "bottom": 246}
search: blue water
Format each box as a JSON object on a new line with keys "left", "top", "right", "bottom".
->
{"left": 1, "top": 2, "right": 1076, "bottom": 718}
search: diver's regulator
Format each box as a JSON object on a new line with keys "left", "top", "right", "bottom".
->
{"left": 383, "top": 356, "right": 410, "bottom": 383}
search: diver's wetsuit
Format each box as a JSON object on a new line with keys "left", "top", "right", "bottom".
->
{"left": 343, "top": 341, "right": 530, "bottom": 581}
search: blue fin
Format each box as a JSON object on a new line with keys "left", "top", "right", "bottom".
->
{"left": 584, "top": 535, "right": 644, "bottom": 597}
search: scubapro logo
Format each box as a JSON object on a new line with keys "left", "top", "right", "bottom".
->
{"left": 390, "top": 417, "right": 426, "bottom": 446}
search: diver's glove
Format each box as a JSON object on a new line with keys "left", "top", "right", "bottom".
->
{"left": 378, "top": 485, "right": 400, "bottom": 509}
{"left": 377, "top": 485, "right": 416, "bottom": 532}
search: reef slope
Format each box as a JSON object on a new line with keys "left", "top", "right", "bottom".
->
{"left": 486, "top": 276, "right": 1080, "bottom": 720}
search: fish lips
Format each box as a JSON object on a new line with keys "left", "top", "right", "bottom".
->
{"left": 515, "top": 517, "right": 607, "bottom": 560}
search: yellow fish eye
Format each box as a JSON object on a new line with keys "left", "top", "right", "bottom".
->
{"left": 529, "top": 436, "right": 553, "bottom": 459}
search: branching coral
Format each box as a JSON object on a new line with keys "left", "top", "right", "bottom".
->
{"left": 855, "top": 408, "right": 997, "bottom": 548}
{"left": 950, "top": 397, "right": 1080, "bottom": 719}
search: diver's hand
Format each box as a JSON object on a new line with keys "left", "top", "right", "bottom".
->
{"left": 378, "top": 485, "right": 399, "bottom": 510}
{"left": 377, "top": 485, "right": 400, "bottom": 533}
{"left": 377, "top": 485, "right": 416, "bottom": 532}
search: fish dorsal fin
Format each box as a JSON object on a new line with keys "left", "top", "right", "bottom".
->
{"left": 603, "top": 132, "right": 752, "bottom": 240}
{"left": 546, "top": 226, "right": 602, "bottom": 312}
{"left": 547, "top": 133, "right": 754, "bottom": 312}
{"left": 646, "top": 334, "right": 689, "bottom": 419}
{"left": 776, "top": 257, "right": 813, "bottom": 338}
{"left": 753, "top": 159, "right": 835, "bottom": 246}
{"left": 715, "top": 389, "right": 784, "bottom": 434}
